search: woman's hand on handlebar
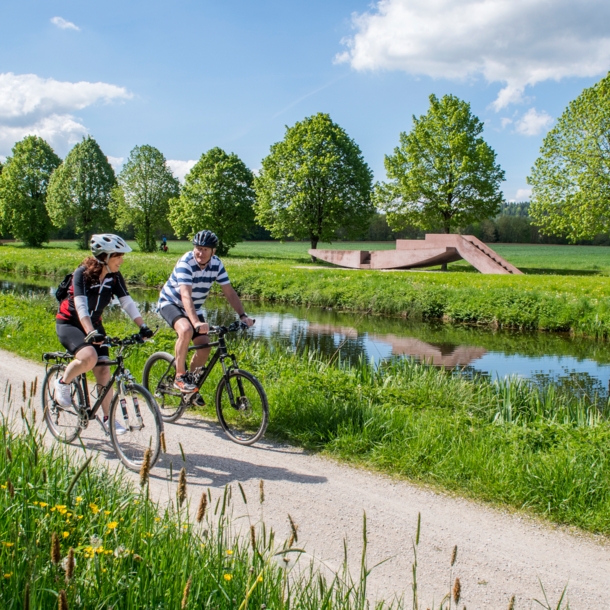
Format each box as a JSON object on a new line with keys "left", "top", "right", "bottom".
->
{"left": 85, "top": 330, "right": 106, "bottom": 344}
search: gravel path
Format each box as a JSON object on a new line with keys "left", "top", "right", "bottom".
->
{"left": 1, "top": 348, "right": 609, "bottom": 609}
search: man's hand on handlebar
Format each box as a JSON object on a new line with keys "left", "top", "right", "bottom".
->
{"left": 194, "top": 321, "right": 209, "bottom": 335}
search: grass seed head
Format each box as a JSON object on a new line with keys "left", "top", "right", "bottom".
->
{"left": 58, "top": 589, "right": 68, "bottom": 610}
{"left": 139, "top": 448, "right": 152, "bottom": 487}
{"left": 42, "top": 468, "right": 47, "bottom": 483}
{"left": 288, "top": 514, "right": 298, "bottom": 546}
{"left": 51, "top": 532, "right": 61, "bottom": 565}
{"left": 7, "top": 478, "right": 14, "bottom": 498}
{"left": 451, "top": 544, "right": 458, "bottom": 566}
{"left": 22, "top": 381, "right": 26, "bottom": 402}
{"left": 160, "top": 431, "right": 167, "bottom": 453}
{"left": 453, "top": 577, "right": 461, "bottom": 603}
{"left": 196, "top": 491, "right": 207, "bottom": 523}
{"left": 181, "top": 575, "right": 192, "bottom": 609}
{"left": 250, "top": 525, "right": 256, "bottom": 551}
{"left": 23, "top": 582, "right": 30, "bottom": 610}
{"left": 5, "top": 447, "right": 11, "bottom": 462}
{"left": 259, "top": 479, "right": 265, "bottom": 504}
{"left": 65, "top": 548, "right": 75, "bottom": 582}
{"left": 508, "top": 595, "right": 515, "bottom": 610}
{"left": 177, "top": 467, "right": 187, "bottom": 506}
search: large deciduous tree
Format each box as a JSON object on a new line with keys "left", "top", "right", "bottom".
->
{"left": 169, "top": 147, "right": 255, "bottom": 256}
{"left": 111, "top": 145, "right": 179, "bottom": 252}
{"left": 377, "top": 94, "right": 505, "bottom": 237}
{"left": 46, "top": 136, "right": 116, "bottom": 249}
{"left": 528, "top": 73, "right": 610, "bottom": 242}
{"left": 0, "top": 136, "right": 61, "bottom": 247}
{"left": 254, "top": 113, "right": 373, "bottom": 257}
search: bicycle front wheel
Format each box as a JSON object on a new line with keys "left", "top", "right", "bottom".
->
{"left": 142, "top": 352, "right": 187, "bottom": 423}
{"left": 215, "top": 369, "right": 268, "bottom": 445}
{"left": 110, "top": 383, "right": 163, "bottom": 472}
{"left": 41, "top": 365, "right": 83, "bottom": 443}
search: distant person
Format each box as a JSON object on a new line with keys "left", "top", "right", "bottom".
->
{"left": 160, "top": 235, "right": 168, "bottom": 252}
{"left": 53, "top": 234, "right": 154, "bottom": 431}
{"left": 157, "top": 230, "right": 254, "bottom": 393}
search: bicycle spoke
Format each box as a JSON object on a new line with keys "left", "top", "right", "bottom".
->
{"left": 41, "top": 365, "right": 83, "bottom": 443}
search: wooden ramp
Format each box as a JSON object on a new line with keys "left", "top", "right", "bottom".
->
{"left": 310, "top": 234, "right": 522, "bottom": 275}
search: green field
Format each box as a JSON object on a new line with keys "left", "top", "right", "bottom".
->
{"left": 3, "top": 290, "right": 610, "bottom": 535}
{"left": 2, "top": 241, "right": 610, "bottom": 337}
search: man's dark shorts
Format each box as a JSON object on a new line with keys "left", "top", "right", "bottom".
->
{"left": 56, "top": 321, "right": 109, "bottom": 359}
{"left": 159, "top": 304, "right": 207, "bottom": 338}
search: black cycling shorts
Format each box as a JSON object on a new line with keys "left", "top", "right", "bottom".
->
{"left": 158, "top": 304, "right": 206, "bottom": 338}
{"left": 55, "top": 322, "right": 109, "bottom": 360}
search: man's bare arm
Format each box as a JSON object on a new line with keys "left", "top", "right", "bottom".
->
{"left": 220, "top": 284, "right": 254, "bottom": 327}
{"left": 179, "top": 284, "right": 207, "bottom": 331}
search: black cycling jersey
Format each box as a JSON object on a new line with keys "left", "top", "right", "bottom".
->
{"left": 56, "top": 265, "right": 130, "bottom": 327}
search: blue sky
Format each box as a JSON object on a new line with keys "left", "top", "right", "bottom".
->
{"left": 1, "top": 0, "right": 609, "bottom": 200}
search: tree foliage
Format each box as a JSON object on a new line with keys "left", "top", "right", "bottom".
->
{"left": 169, "top": 147, "right": 255, "bottom": 256}
{"left": 377, "top": 94, "right": 505, "bottom": 235}
{"left": 528, "top": 73, "right": 610, "bottom": 242}
{"left": 111, "top": 145, "right": 179, "bottom": 252}
{"left": 254, "top": 113, "right": 374, "bottom": 254}
{"left": 0, "top": 136, "right": 61, "bottom": 246}
{"left": 46, "top": 136, "right": 116, "bottom": 249}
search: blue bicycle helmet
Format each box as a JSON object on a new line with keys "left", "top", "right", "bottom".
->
{"left": 192, "top": 230, "right": 219, "bottom": 248}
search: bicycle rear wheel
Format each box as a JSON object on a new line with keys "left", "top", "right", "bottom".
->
{"left": 41, "top": 365, "right": 83, "bottom": 443}
{"left": 215, "top": 369, "right": 268, "bottom": 445}
{"left": 109, "top": 383, "right": 163, "bottom": 472}
{"left": 142, "top": 352, "right": 187, "bottom": 423}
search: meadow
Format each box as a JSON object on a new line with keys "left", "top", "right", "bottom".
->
{"left": 3, "top": 290, "right": 610, "bottom": 536}
{"left": 2, "top": 241, "right": 610, "bottom": 337}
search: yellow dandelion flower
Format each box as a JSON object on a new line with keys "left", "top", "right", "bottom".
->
{"left": 104, "top": 511, "right": 111, "bottom": 516}
{"left": 77, "top": 515, "right": 83, "bottom": 520}
{"left": 1, "top": 485, "right": 6, "bottom": 490}
{"left": 257, "top": 576, "right": 263, "bottom": 583}
{"left": 107, "top": 522, "right": 119, "bottom": 530}
{"left": 2, "top": 542, "right": 14, "bottom": 547}
{"left": 89, "top": 503, "right": 100, "bottom": 514}
{"left": 62, "top": 532, "right": 69, "bottom": 538}
{"left": 75, "top": 496, "right": 83, "bottom": 503}
{"left": 223, "top": 574, "right": 232, "bottom": 581}
{"left": 154, "top": 517, "right": 160, "bottom": 522}
{"left": 33, "top": 501, "right": 39, "bottom": 505}
{"left": 226, "top": 549, "right": 233, "bottom": 556}
{"left": 96, "top": 547, "right": 105, "bottom": 554}
{"left": 3, "top": 573, "right": 11, "bottom": 579}
{"left": 39, "top": 502, "right": 48, "bottom": 508}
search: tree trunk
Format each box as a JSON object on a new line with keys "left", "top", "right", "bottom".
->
{"left": 441, "top": 223, "right": 450, "bottom": 271}
{"left": 310, "top": 236, "right": 319, "bottom": 263}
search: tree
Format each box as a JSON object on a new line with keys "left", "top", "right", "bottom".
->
{"left": 169, "top": 147, "right": 255, "bottom": 256}
{"left": 377, "top": 94, "right": 505, "bottom": 237}
{"left": 46, "top": 136, "right": 116, "bottom": 249}
{"left": 0, "top": 136, "right": 61, "bottom": 247}
{"left": 528, "top": 73, "right": 610, "bottom": 242}
{"left": 254, "top": 113, "right": 373, "bottom": 257}
{"left": 111, "top": 145, "right": 179, "bottom": 252}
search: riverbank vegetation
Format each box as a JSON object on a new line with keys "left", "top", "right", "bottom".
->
{"left": 2, "top": 242, "right": 610, "bottom": 337}
{"left": 3, "top": 290, "right": 610, "bottom": 535}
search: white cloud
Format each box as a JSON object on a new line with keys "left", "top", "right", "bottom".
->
{"left": 515, "top": 188, "right": 532, "bottom": 200}
{"left": 51, "top": 17, "right": 80, "bottom": 31}
{"left": 500, "top": 117, "right": 512, "bottom": 129}
{"left": 515, "top": 108, "right": 553, "bottom": 136}
{"left": 107, "top": 156, "right": 124, "bottom": 172}
{"left": 167, "top": 159, "right": 197, "bottom": 182}
{"left": 0, "top": 72, "right": 132, "bottom": 155}
{"left": 0, "top": 114, "right": 87, "bottom": 155}
{"left": 338, "top": 0, "right": 610, "bottom": 110}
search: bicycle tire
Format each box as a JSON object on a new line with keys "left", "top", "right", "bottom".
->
{"left": 215, "top": 369, "right": 268, "bottom": 445}
{"left": 142, "top": 351, "right": 188, "bottom": 423}
{"left": 41, "top": 364, "right": 84, "bottom": 443}
{"left": 109, "top": 383, "right": 163, "bottom": 472}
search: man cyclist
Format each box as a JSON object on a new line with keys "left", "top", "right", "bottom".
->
{"left": 54, "top": 234, "right": 154, "bottom": 432}
{"left": 157, "top": 230, "right": 254, "bottom": 395}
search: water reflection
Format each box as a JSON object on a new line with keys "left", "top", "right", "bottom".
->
{"left": 3, "top": 273, "right": 610, "bottom": 390}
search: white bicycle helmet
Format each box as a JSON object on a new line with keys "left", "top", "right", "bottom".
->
{"left": 90, "top": 234, "right": 132, "bottom": 259}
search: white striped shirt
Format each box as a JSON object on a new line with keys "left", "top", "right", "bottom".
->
{"left": 158, "top": 252, "right": 230, "bottom": 314}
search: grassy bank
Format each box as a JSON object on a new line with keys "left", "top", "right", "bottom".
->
{"left": 0, "top": 405, "right": 397, "bottom": 609}
{"left": 2, "top": 291, "right": 610, "bottom": 535}
{"left": 3, "top": 244, "right": 610, "bottom": 336}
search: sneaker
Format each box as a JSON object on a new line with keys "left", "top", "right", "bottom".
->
{"left": 53, "top": 377, "right": 72, "bottom": 408}
{"left": 114, "top": 420, "right": 127, "bottom": 436}
{"left": 174, "top": 373, "right": 197, "bottom": 393}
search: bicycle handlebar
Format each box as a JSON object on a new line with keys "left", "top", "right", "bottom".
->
{"left": 207, "top": 320, "right": 254, "bottom": 337}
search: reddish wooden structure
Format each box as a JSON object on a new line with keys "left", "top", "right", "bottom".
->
{"left": 310, "top": 234, "right": 522, "bottom": 275}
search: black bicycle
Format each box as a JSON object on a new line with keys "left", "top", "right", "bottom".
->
{"left": 142, "top": 321, "right": 268, "bottom": 445}
{"left": 42, "top": 334, "right": 164, "bottom": 471}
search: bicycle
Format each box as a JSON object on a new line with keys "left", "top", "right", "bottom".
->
{"left": 142, "top": 321, "right": 268, "bottom": 445}
{"left": 42, "top": 334, "right": 164, "bottom": 472}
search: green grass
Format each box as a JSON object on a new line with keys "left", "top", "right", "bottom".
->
{"left": 0, "top": 402, "right": 401, "bottom": 609}
{"left": 3, "top": 243, "right": 610, "bottom": 337}
{"left": 3, "top": 291, "right": 610, "bottom": 536}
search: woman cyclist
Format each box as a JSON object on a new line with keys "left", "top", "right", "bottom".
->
{"left": 53, "top": 234, "right": 153, "bottom": 433}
